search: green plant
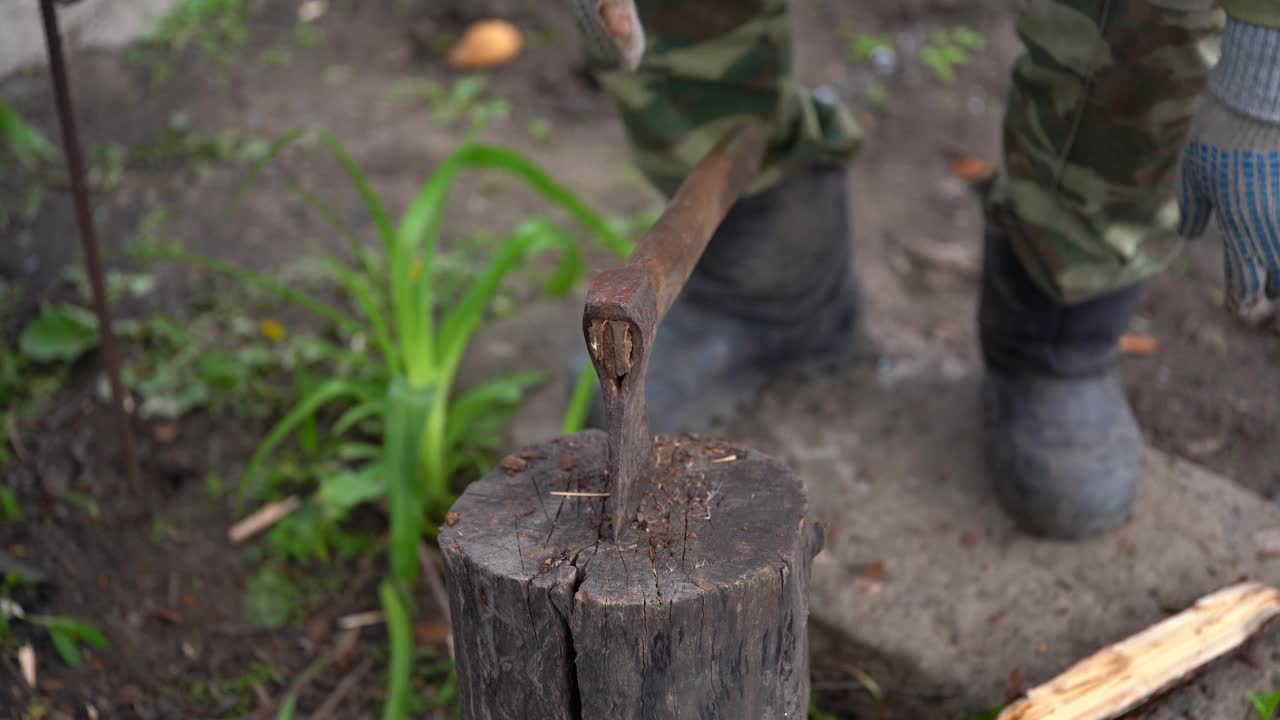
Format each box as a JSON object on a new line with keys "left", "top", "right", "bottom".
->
{"left": 26, "top": 615, "right": 107, "bottom": 667}
{"left": 921, "top": 26, "right": 986, "bottom": 84}
{"left": 242, "top": 568, "right": 301, "bottom": 629}
{"left": 0, "top": 488, "right": 20, "bottom": 522}
{"left": 140, "top": 128, "right": 631, "bottom": 718}
{"left": 1252, "top": 690, "right": 1280, "bottom": 720}
{"left": 381, "top": 76, "right": 511, "bottom": 129}
{"left": 965, "top": 706, "right": 1004, "bottom": 720}
{"left": 846, "top": 32, "right": 893, "bottom": 64}
{"left": 0, "top": 101, "right": 57, "bottom": 232}
{"left": 129, "top": 0, "right": 249, "bottom": 85}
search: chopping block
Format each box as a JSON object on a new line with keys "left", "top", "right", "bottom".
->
{"left": 439, "top": 123, "right": 826, "bottom": 720}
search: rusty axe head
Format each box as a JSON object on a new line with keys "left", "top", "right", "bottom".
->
{"left": 582, "top": 122, "right": 767, "bottom": 541}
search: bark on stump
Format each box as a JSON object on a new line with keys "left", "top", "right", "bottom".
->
{"left": 440, "top": 429, "right": 823, "bottom": 720}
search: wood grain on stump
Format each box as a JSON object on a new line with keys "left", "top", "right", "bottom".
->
{"left": 440, "top": 429, "right": 822, "bottom": 720}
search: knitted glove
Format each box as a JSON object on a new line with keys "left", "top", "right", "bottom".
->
{"left": 569, "top": 0, "right": 646, "bottom": 71}
{"left": 1178, "top": 16, "right": 1280, "bottom": 318}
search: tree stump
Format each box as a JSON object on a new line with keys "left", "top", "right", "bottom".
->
{"left": 440, "top": 429, "right": 824, "bottom": 720}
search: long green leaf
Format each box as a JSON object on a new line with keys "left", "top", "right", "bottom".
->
{"left": 398, "top": 144, "right": 631, "bottom": 266}
{"left": 240, "top": 379, "right": 375, "bottom": 500}
{"left": 446, "top": 371, "right": 545, "bottom": 448}
{"left": 318, "top": 256, "right": 396, "bottom": 370}
{"left": 379, "top": 580, "right": 413, "bottom": 720}
{"left": 437, "top": 220, "right": 576, "bottom": 367}
{"left": 332, "top": 399, "right": 386, "bottom": 437}
{"left": 281, "top": 180, "right": 380, "bottom": 285}
{"left": 132, "top": 243, "right": 359, "bottom": 334}
{"left": 392, "top": 142, "right": 631, "bottom": 384}
{"left": 0, "top": 102, "right": 58, "bottom": 168}
{"left": 319, "top": 130, "right": 397, "bottom": 256}
{"left": 384, "top": 377, "right": 432, "bottom": 585}
{"left": 562, "top": 362, "right": 597, "bottom": 434}
{"left": 227, "top": 127, "right": 308, "bottom": 218}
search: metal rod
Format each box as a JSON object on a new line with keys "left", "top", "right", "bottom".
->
{"left": 38, "top": 0, "right": 142, "bottom": 495}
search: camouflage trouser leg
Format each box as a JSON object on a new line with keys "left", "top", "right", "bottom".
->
{"left": 581, "top": 0, "right": 864, "bottom": 199}
{"left": 991, "top": 0, "right": 1225, "bottom": 304}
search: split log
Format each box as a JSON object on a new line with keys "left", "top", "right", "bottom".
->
{"left": 439, "top": 429, "right": 823, "bottom": 720}
{"left": 999, "top": 581, "right": 1280, "bottom": 720}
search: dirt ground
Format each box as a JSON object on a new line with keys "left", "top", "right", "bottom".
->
{"left": 2, "top": 0, "right": 1278, "bottom": 718}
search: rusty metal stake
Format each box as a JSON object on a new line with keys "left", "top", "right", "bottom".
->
{"left": 39, "top": 0, "right": 142, "bottom": 495}
{"left": 583, "top": 121, "right": 767, "bottom": 541}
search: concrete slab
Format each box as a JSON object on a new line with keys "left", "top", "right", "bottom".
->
{"left": 729, "top": 346, "right": 1280, "bottom": 718}
{"left": 0, "top": 0, "right": 180, "bottom": 79}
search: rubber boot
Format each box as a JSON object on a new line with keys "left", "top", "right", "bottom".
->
{"left": 581, "top": 161, "right": 864, "bottom": 435}
{"left": 977, "top": 213, "right": 1144, "bottom": 540}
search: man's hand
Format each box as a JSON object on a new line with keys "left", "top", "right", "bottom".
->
{"left": 569, "top": 0, "right": 646, "bottom": 71}
{"left": 1177, "top": 19, "right": 1280, "bottom": 322}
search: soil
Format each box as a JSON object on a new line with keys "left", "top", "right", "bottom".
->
{"left": 1, "top": 0, "right": 1277, "bottom": 718}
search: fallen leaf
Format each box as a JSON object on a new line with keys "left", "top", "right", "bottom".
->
{"left": 500, "top": 455, "right": 528, "bottom": 473}
{"left": 448, "top": 19, "right": 523, "bottom": 70}
{"left": 948, "top": 154, "right": 994, "bottom": 182}
{"left": 414, "top": 621, "right": 452, "bottom": 646}
{"left": 1119, "top": 332, "right": 1158, "bottom": 355}
{"left": 151, "top": 423, "right": 178, "bottom": 443}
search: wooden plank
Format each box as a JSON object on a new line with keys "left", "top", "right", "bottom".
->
{"left": 999, "top": 582, "right": 1280, "bottom": 720}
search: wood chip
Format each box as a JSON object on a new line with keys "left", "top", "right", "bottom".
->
{"left": 997, "top": 582, "right": 1280, "bottom": 720}
{"left": 445, "top": 512, "right": 460, "bottom": 526}
{"left": 501, "top": 455, "right": 529, "bottom": 473}
{"left": 18, "top": 644, "right": 35, "bottom": 688}
{"left": 549, "top": 491, "right": 610, "bottom": 497}
{"left": 1118, "top": 332, "right": 1159, "bottom": 356}
{"left": 710, "top": 455, "right": 738, "bottom": 464}
{"left": 336, "top": 611, "right": 384, "bottom": 630}
{"left": 228, "top": 496, "right": 301, "bottom": 543}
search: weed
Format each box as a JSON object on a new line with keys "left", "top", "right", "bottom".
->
{"left": 381, "top": 76, "right": 511, "bottom": 130}
{"left": 130, "top": 0, "right": 249, "bottom": 85}
{"left": 0, "top": 488, "right": 20, "bottom": 522}
{"left": 135, "top": 127, "right": 631, "bottom": 719}
{"left": 1252, "top": 690, "right": 1280, "bottom": 720}
{"left": 242, "top": 568, "right": 301, "bottom": 629}
{"left": 26, "top": 615, "right": 108, "bottom": 667}
{"left": 921, "top": 26, "right": 985, "bottom": 85}
{"left": 528, "top": 117, "right": 554, "bottom": 143}
{"left": 965, "top": 706, "right": 1004, "bottom": 720}
{"left": 0, "top": 101, "right": 57, "bottom": 232}
{"left": 846, "top": 32, "right": 893, "bottom": 65}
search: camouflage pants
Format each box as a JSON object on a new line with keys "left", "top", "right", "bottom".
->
{"left": 583, "top": 0, "right": 1246, "bottom": 304}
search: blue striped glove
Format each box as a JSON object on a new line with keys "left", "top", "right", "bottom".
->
{"left": 1177, "top": 16, "right": 1280, "bottom": 318}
